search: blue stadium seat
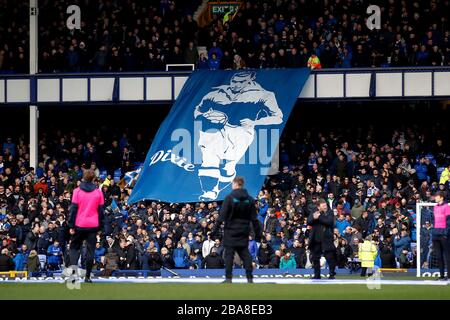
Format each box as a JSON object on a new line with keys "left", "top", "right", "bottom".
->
{"left": 425, "top": 153, "right": 437, "bottom": 166}
{"left": 437, "top": 167, "right": 445, "bottom": 181}
{"left": 99, "top": 170, "right": 107, "bottom": 180}
{"left": 114, "top": 168, "right": 122, "bottom": 182}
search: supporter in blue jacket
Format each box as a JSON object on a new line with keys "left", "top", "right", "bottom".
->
{"left": 47, "top": 240, "right": 63, "bottom": 270}
{"left": 393, "top": 230, "right": 412, "bottom": 258}
{"left": 3, "top": 137, "right": 15, "bottom": 157}
{"left": 257, "top": 197, "right": 269, "bottom": 225}
{"left": 186, "top": 233, "right": 195, "bottom": 248}
{"left": 336, "top": 214, "right": 350, "bottom": 235}
{"left": 208, "top": 42, "right": 223, "bottom": 61}
{"left": 337, "top": 47, "right": 352, "bottom": 68}
{"left": 94, "top": 243, "right": 106, "bottom": 266}
{"left": 190, "top": 235, "right": 203, "bottom": 256}
{"left": 208, "top": 53, "right": 220, "bottom": 70}
{"left": 173, "top": 242, "right": 189, "bottom": 269}
{"left": 187, "top": 252, "right": 202, "bottom": 269}
{"left": 13, "top": 244, "right": 29, "bottom": 271}
{"left": 415, "top": 158, "right": 429, "bottom": 182}
{"left": 248, "top": 236, "right": 258, "bottom": 260}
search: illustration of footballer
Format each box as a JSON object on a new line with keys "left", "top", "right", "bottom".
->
{"left": 194, "top": 71, "right": 283, "bottom": 201}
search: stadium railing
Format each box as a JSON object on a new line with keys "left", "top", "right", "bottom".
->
{"left": 0, "top": 67, "right": 449, "bottom": 106}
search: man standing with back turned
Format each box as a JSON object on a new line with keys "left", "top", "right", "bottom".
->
{"left": 307, "top": 198, "right": 337, "bottom": 279}
{"left": 212, "top": 177, "right": 262, "bottom": 283}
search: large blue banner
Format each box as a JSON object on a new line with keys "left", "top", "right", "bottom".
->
{"left": 129, "top": 69, "right": 310, "bottom": 203}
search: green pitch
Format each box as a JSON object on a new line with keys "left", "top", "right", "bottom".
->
{"left": 1, "top": 282, "right": 450, "bottom": 300}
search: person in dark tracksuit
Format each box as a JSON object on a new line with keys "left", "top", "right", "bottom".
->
{"left": 67, "top": 170, "right": 105, "bottom": 283}
{"left": 211, "top": 177, "right": 262, "bottom": 283}
{"left": 307, "top": 198, "right": 337, "bottom": 279}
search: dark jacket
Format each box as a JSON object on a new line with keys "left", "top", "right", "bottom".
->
{"left": 399, "top": 253, "right": 412, "bottom": 268}
{"left": 380, "top": 243, "right": 396, "bottom": 268}
{"left": 118, "top": 247, "right": 127, "bottom": 269}
{"left": 307, "top": 209, "right": 335, "bottom": 252}
{"left": 201, "top": 252, "right": 224, "bottom": 269}
{"left": 24, "top": 231, "right": 38, "bottom": 251}
{"left": 145, "top": 252, "right": 163, "bottom": 271}
{"left": 265, "top": 216, "right": 279, "bottom": 235}
{"left": 257, "top": 244, "right": 274, "bottom": 266}
{"left": 125, "top": 244, "right": 138, "bottom": 270}
{"left": 268, "top": 254, "right": 280, "bottom": 268}
{"left": 26, "top": 252, "right": 40, "bottom": 272}
{"left": 354, "top": 215, "right": 370, "bottom": 237}
{"left": 161, "top": 253, "right": 175, "bottom": 269}
{"left": 336, "top": 244, "right": 353, "bottom": 268}
{"left": 36, "top": 232, "right": 51, "bottom": 255}
{"left": 0, "top": 254, "right": 15, "bottom": 271}
{"left": 211, "top": 188, "right": 262, "bottom": 247}
{"left": 290, "top": 246, "right": 307, "bottom": 268}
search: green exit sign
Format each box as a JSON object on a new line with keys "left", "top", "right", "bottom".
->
{"left": 210, "top": 2, "right": 240, "bottom": 15}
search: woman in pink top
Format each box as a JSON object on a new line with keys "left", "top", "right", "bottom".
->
{"left": 68, "top": 170, "right": 104, "bottom": 283}
{"left": 432, "top": 191, "right": 450, "bottom": 280}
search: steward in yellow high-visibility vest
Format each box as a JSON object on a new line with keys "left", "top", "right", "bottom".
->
{"left": 358, "top": 235, "right": 378, "bottom": 277}
{"left": 439, "top": 164, "right": 450, "bottom": 185}
{"left": 307, "top": 53, "right": 322, "bottom": 69}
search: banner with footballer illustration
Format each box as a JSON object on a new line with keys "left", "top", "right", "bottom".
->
{"left": 129, "top": 69, "right": 310, "bottom": 203}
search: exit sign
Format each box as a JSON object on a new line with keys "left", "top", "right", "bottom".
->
{"left": 210, "top": 2, "right": 240, "bottom": 15}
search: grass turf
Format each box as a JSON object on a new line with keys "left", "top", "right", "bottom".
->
{"left": 1, "top": 282, "right": 450, "bottom": 300}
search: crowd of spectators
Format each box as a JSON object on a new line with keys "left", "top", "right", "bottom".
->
{"left": 1, "top": 0, "right": 449, "bottom": 74}
{"left": 0, "top": 0, "right": 450, "bottom": 276}
{"left": 0, "top": 0, "right": 202, "bottom": 73}
{"left": 0, "top": 118, "right": 449, "bottom": 274}
{"left": 204, "top": 0, "right": 450, "bottom": 69}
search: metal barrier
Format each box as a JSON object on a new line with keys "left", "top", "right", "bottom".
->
{"left": 299, "top": 66, "right": 450, "bottom": 101}
{"left": 0, "top": 71, "right": 191, "bottom": 105}
{"left": 0, "top": 67, "right": 449, "bottom": 106}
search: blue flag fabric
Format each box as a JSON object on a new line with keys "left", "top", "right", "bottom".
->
{"left": 124, "top": 167, "right": 141, "bottom": 186}
{"left": 129, "top": 69, "right": 310, "bottom": 203}
{"left": 111, "top": 198, "right": 120, "bottom": 212}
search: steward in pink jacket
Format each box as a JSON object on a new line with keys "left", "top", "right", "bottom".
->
{"left": 431, "top": 191, "right": 450, "bottom": 281}
{"left": 67, "top": 170, "right": 104, "bottom": 283}
{"left": 68, "top": 181, "right": 105, "bottom": 230}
